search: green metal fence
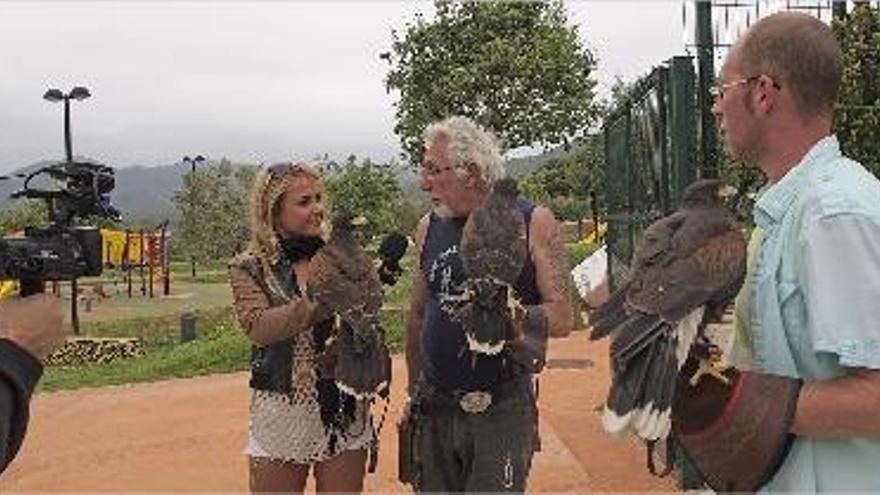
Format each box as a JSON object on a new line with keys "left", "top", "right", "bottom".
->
{"left": 602, "top": 56, "right": 698, "bottom": 289}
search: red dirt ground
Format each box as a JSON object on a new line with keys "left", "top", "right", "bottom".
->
{"left": 2, "top": 332, "right": 675, "bottom": 493}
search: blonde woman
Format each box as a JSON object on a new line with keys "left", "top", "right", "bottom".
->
{"left": 229, "top": 162, "right": 371, "bottom": 493}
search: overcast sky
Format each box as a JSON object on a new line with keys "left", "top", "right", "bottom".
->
{"left": 0, "top": 1, "right": 696, "bottom": 173}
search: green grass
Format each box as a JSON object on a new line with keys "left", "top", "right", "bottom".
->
{"left": 62, "top": 281, "right": 232, "bottom": 324}
{"left": 41, "top": 302, "right": 407, "bottom": 392}
{"left": 565, "top": 240, "right": 600, "bottom": 268}
{"left": 168, "top": 266, "right": 230, "bottom": 284}
{"left": 40, "top": 326, "right": 251, "bottom": 391}
{"left": 382, "top": 309, "right": 406, "bottom": 353}
{"left": 39, "top": 241, "right": 596, "bottom": 391}
{"left": 41, "top": 306, "right": 251, "bottom": 391}
{"left": 168, "top": 260, "right": 229, "bottom": 274}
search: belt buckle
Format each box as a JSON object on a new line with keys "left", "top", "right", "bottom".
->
{"left": 459, "top": 391, "right": 492, "bottom": 414}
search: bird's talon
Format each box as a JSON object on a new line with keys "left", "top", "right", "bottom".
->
{"left": 506, "top": 284, "right": 524, "bottom": 318}
{"left": 689, "top": 358, "right": 730, "bottom": 386}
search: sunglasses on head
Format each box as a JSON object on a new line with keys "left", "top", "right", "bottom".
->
{"left": 267, "top": 162, "right": 294, "bottom": 177}
{"left": 266, "top": 161, "right": 317, "bottom": 181}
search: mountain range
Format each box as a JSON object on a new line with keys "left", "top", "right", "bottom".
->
{"left": 0, "top": 159, "right": 188, "bottom": 226}
{"left": 0, "top": 149, "right": 563, "bottom": 225}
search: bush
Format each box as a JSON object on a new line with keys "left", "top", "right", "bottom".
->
{"left": 565, "top": 240, "right": 599, "bottom": 268}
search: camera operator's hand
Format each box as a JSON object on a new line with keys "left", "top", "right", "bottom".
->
{"left": 0, "top": 294, "right": 66, "bottom": 361}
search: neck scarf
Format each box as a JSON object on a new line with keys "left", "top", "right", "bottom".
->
{"left": 277, "top": 234, "right": 324, "bottom": 263}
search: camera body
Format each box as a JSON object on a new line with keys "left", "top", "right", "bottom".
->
{"left": 0, "top": 160, "right": 118, "bottom": 295}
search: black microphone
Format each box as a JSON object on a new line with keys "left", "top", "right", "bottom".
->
{"left": 377, "top": 232, "right": 408, "bottom": 285}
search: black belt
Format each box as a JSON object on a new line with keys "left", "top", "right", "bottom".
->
{"left": 417, "top": 375, "right": 532, "bottom": 415}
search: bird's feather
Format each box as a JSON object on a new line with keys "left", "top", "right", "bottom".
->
{"left": 457, "top": 178, "right": 528, "bottom": 355}
{"left": 592, "top": 179, "right": 747, "bottom": 442}
{"left": 308, "top": 213, "right": 390, "bottom": 398}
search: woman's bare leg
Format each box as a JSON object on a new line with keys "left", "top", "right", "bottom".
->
{"left": 314, "top": 448, "right": 367, "bottom": 493}
{"left": 249, "top": 456, "right": 310, "bottom": 494}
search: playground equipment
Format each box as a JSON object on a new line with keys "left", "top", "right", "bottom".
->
{"left": 101, "top": 221, "right": 171, "bottom": 298}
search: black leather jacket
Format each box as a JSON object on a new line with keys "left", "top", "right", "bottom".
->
{"left": 232, "top": 256, "right": 298, "bottom": 393}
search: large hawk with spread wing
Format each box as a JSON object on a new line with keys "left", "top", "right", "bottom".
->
{"left": 457, "top": 177, "right": 528, "bottom": 356}
{"left": 308, "top": 213, "right": 391, "bottom": 399}
{"left": 590, "top": 178, "right": 746, "bottom": 442}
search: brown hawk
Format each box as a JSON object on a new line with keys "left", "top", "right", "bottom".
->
{"left": 308, "top": 213, "right": 390, "bottom": 399}
{"left": 590, "top": 178, "right": 747, "bottom": 442}
{"left": 457, "top": 177, "right": 528, "bottom": 355}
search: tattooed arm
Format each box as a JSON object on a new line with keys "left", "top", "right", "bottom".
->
{"left": 528, "top": 206, "right": 574, "bottom": 338}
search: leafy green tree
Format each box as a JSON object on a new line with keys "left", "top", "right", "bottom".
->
{"left": 0, "top": 199, "right": 48, "bottom": 234}
{"left": 833, "top": 1, "right": 880, "bottom": 177}
{"left": 172, "top": 159, "right": 256, "bottom": 263}
{"left": 322, "top": 156, "right": 415, "bottom": 241}
{"left": 519, "top": 134, "right": 604, "bottom": 228}
{"left": 382, "top": 0, "right": 598, "bottom": 163}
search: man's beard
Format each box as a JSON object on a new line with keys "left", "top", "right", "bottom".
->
{"left": 432, "top": 203, "right": 456, "bottom": 219}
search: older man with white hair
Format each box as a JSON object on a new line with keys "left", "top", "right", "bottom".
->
{"left": 400, "top": 116, "right": 573, "bottom": 492}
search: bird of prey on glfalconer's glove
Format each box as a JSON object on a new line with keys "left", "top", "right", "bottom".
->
{"left": 308, "top": 213, "right": 391, "bottom": 400}
{"left": 590, "top": 179, "right": 802, "bottom": 492}
{"left": 455, "top": 177, "right": 535, "bottom": 360}
{"left": 591, "top": 179, "right": 746, "bottom": 440}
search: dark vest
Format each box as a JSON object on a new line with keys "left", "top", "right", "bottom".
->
{"left": 233, "top": 255, "right": 355, "bottom": 451}
{"left": 419, "top": 199, "right": 540, "bottom": 392}
{"left": 232, "top": 258, "right": 338, "bottom": 392}
{"left": 233, "top": 256, "right": 298, "bottom": 393}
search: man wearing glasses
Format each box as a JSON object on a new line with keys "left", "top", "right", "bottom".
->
{"left": 401, "top": 115, "right": 573, "bottom": 492}
{"left": 713, "top": 11, "right": 880, "bottom": 492}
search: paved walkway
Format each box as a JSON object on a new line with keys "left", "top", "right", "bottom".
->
{"left": 2, "top": 332, "right": 674, "bottom": 493}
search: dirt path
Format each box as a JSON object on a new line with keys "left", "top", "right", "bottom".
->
{"left": 2, "top": 332, "right": 674, "bottom": 493}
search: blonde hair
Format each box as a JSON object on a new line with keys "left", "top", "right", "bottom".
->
{"left": 245, "top": 161, "right": 323, "bottom": 270}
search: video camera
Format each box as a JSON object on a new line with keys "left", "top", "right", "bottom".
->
{"left": 0, "top": 160, "right": 119, "bottom": 296}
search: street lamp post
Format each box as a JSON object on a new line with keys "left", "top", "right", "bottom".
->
{"left": 43, "top": 86, "right": 91, "bottom": 162}
{"left": 43, "top": 86, "right": 91, "bottom": 335}
{"left": 181, "top": 154, "right": 205, "bottom": 278}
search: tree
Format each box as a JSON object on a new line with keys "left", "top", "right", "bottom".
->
{"left": 0, "top": 199, "right": 48, "bottom": 234}
{"left": 322, "top": 156, "right": 417, "bottom": 241}
{"left": 519, "top": 133, "right": 604, "bottom": 233}
{"left": 172, "top": 159, "right": 256, "bottom": 264}
{"left": 382, "top": 0, "right": 598, "bottom": 163}
{"left": 833, "top": 1, "right": 880, "bottom": 178}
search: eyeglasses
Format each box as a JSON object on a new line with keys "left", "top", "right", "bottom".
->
{"left": 420, "top": 164, "right": 454, "bottom": 178}
{"left": 710, "top": 75, "right": 781, "bottom": 100}
{"left": 710, "top": 76, "right": 760, "bottom": 100}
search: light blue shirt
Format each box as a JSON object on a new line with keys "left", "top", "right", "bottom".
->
{"left": 742, "top": 136, "right": 880, "bottom": 492}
